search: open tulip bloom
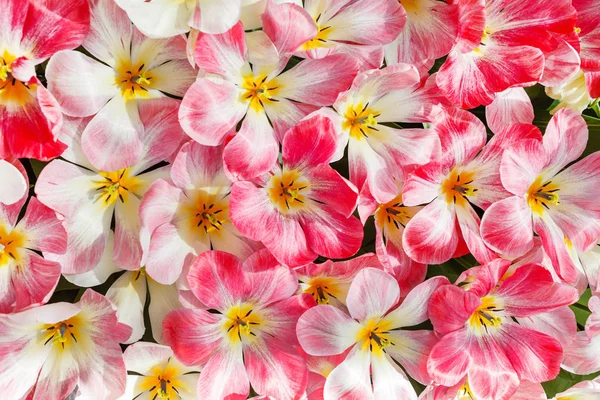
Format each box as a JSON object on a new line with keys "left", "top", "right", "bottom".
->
{"left": 5, "top": 0, "right": 600, "bottom": 398}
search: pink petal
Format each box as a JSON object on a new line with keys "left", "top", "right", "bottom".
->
{"left": 244, "top": 338, "right": 308, "bottom": 399}
{"left": 46, "top": 50, "right": 118, "bottom": 117}
{"left": 427, "top": 330, "right": 470, "bottom": 387}
{"left": 562, "top": 331, "right": 600, "bottom": 375}
{"left": 113, "top": 196, "right": 143, "bottom": 270}
{"left": 192, "top": 0, "right": 242, "bottom": 34}
{"left": 485, "top": 87, "right": 534, "bottom": 135}
{"left": 21, "top": 0, "right": 90, "bottom": 61}
{"left": 385, "top": 330, "right": 438, "bottom": 385}
{"left": 495, "top": 264, "right": 578, "bottom": 316}
{"left": 163, "top": 308, "right": 224, "bottom": 366}
{"left": 437, "top": 44, "right": 544, "bottom": 109}
{"left": 171, "top": 141, "right": 226, "bottom": 190}
{"left": 428, "top": 284, "right": 481, "bottom": 335}
{"left": 323, "top": 346, "right": 372, "bottom": 400}
{"left": 230, "top": 181, "right": 317, "bottom": 267}
{"left": 371, "top": 352, "right": 417, "bottom": 399}
{"left": 224, "top": 109, "right": 279, "bottom": 180}
{"left": 3, "top": 251, "right": 61, "bottom": 313}
{"left": 466, "top": 334, "right": 520, "bottom": 400}
{"left": 389, "top": 0, "right": 458, "bottom": 65}
{"left": 179, "top": 78, "right": 247, "bottom": 146}
{"left": 187, "top": 250, "right": 246, "bottom": 310}
{"left": 534, "top": 215, "right": 580, "bottom": 284}
{"left": 480, "top": 196, "right": 533, "bottom": 258}
{"left": 433, "top": 108, "right": 487, "bottom": 166}
{"left": 456, "top": 204, "right": 496, "bottom": 264}
{"left": 542, "top": 108, "right": 589, "bottom": 177}
{"left": 297, "top": 305, "right": 361, "bottom": 356}
{"left": 301, "top": 207, "right": 363, "bottom": 260}
{"left": 15, "top": 197, "right": 66, "bottom": 254}
{"left": 282, "top": 114, "right": 337, "bottom": 169}
{"left": 517, "top": 307, "right": 577, "bottom": 348}
{"left": 276, "top": 54, "right": 359, "bottom": 106}
{"left": 304, "top": 165, "right": 359, "bottom": 218}
{"left": 499, "top": 323, "right": 563, "bottom": 383}
{"left": 0, "top": 87, "right": 66, "bottom": 161}
{"left": 194, "top": 21, "right": 248, "bottom": 79}
{"left": 539, "top": 39, "right": 581, "bottom": 87}
{"left": 0, "top": 159, "right": 27, "bottom": 207}
{"left": 385, "top": 276, "right": 450, "bottom": 328}
{"left": 262, "top": 1, "right": 317, "bottom": 55}
{"left": 133, "top": 97, "right": 187, "bottom": 173}
{"left": 326, "top": 0, "right": 406, "bottom": 45}
{"left": 242, "top": 257, "right": 300, "bottom": 306}
{"left": 346, "top": 268, "right": 399, "bottom": 321}
{"left": 81, "top": 95, "right": 143, "bottom": 172}
{"left": 196, "top": 345, "right": 249, "bottom": 400}
{"left": 83, "top": 0, "right": 133, "bottom": 65}
{"left": 403, "top": 199, "right": 458, "bottom": 265}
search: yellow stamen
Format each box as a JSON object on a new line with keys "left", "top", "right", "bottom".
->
{"left": 267, "top": 169, "right": 310, "bottom": 214}
{"left": 301, "top": 15, "right": 333, "bottom": 50}
{"left": 302, "top": 276, "right": 342, "bottom": 305}
{"left": 115, "top": 60, "right": 154, "bottom": 100}
{"left": 137, "top": 363, "right": 184, "bottom": 400}
{"left": 526, "top": 177, "right": 560, "bottom": 215}
{"left": 93, "top": 169, "right": 141, "bottom": 207}
{"left": 441, "top": 168, "right": 477, "bottom": 206}
{"left": 42, "top": 316, "right": 82, "bottom": 350}
{"left": 343, "top": 103, "right": 381, "bottom": 140}
{"left": 0, "top": 50, "right": 38, "bottom": 108}
{"left": 375, "top": 194, "right": 418, "bottom": 234}
{"left": 468, "top": 296, "right": 503, "bottom": 333}
{"left": 223, "top": 303, "right": 262, "bottom": 343}
{"left": 240, "top": 74, "right": 280, "bottom": 112}
{"left": 356, "top": 318, "right": 394, "bottom": 357}
{"left": 0, "top": 225, "right": 25, "bottom": 267}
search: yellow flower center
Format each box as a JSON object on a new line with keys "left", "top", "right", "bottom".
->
{"left": 240, "top": 74, "right": 280, "bottom": 112}
{"left": 473, "top": 25, "right": 493, "bottom": 54}
{"left": 223, "top": 303, "right": 262, "bottom": 343}
{"left": 375, "top": 195, "right": 417, "bottom": 233}
{"left": 356, "top": 318, "right": 394, "bottom": 357}
{"left": 441, "top": 168, "right": 477, "bottom": 206}
{"left": 302, "top": 276, "right": 342, "bottom": 305}
{"left": 468, "top": 296, "right": 503, "bottom": 333}
{"left": 0, "top": 225, "right": 25, "bottom": 267}
{"left": 137, "top": 364, "right": 184, "bottom": 400}
{"left": 399, "top": 0, "right": 423, "bottom": 14}
{"left": 458, "top": 380, "right": 475, "bottom": 400}
{"left": 343, "top": 103, "right": 380, "bottom": 140}
{"left": 0, "top": 50, "right": 38, "bottom": 108}
{"left": 93, "top": 169, "right": 141, "bottom": 207}
{"left": 301, "top": 14, "right": 332, "bottom": 51}
{"left": 526, "top": 177, "right": 560, "bottom": 215}
{"left": 115, "top": 61, "right": 154, "bottom": 100}
{"left": 574, "top": 26, "right": 582, "bottom": 35}
{"left": 193, "top": 199, "right": 228, "bottom": 234}
{"left": 267, "top": 169, "right": 310, "bottom": 214}
{"left": 42, "top": 316, "right": 82, "bottom": 350}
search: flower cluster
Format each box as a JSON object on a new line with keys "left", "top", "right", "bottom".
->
{"left": 1, "top": 0, "right": 600, "bottom": 399}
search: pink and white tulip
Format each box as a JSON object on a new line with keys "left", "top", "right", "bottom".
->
{"left": 0, "top": 289, "right": 131, "bottom": 400}
{"left": 163, "top": 250, "right": 315, "bottom": 400}
{"left": 35, "top": 103, "right": 185, "bottom": 274}
{"left": 230, "top": 115, "right": 363, "bottom": 267}
{"left": 0, "top": 194, "right": 66, "bottom": 313}
{"left": 298, "top": 268, "right": 449, "bottom": 399}
{"left": 46, "top": 0, "right": 195, "bottom": 172}
{"left": 402, "top": 108, "right": 540, "bottom": 265}
{"left": 428, "top": 259, "right": 578, "bottom": 400}
{"left": 481, "top": 109, "right": 600, "bottom": 283}
{"left": 0, "top": 0, "right": 89, "bottom": 160}
{"left": 179, "top": 21, "right": 358, "bottom": 180}
{"left": 140, "top": 141, "right": 261, "bottom": 285}
{"left": 437, "top": 0, "right": 577, "bottom": 108}
{"left": 121, "top": 342, "right": 200, "bottom": 400}
{"left": 331, "top": 64, "right": 444, "bottom": 204}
